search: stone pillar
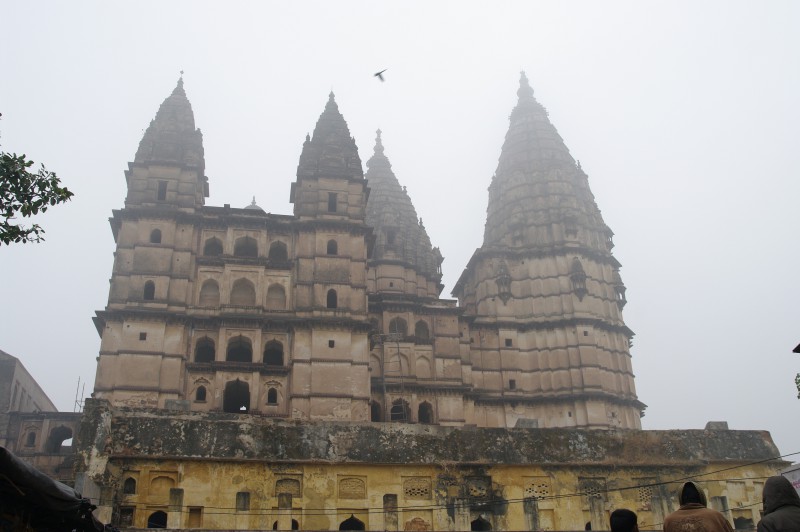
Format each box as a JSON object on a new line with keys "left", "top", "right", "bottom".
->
{"left": 168, "top": 488, "right": 184, "bottom": 528}
{"left": 454, "top": 498, "right": 471, "bottom": 532}
{"left": 277, "top": 493, "right": 293, "bottom": 530}
{"left": 384, "top": 494, "right": 398, "bottom": 531}
{"left": 589, "top": 495, "right": 605, "bottom": 531}
{"left": 523, "top": 497, "right": 539, "bottom": 531}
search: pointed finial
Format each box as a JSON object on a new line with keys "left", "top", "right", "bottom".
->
{"left": 517, "top": 71, "right": 534, "bottom": 99}
{"left": 329, "top": 91, "right": 335, "bottom": 101}
{"left": 374, "top": 129, "right": 384, "bottom": 154}
{"left": 250, "top": 196, "right": 257, "bottom": 207}
{"left": 305, "top": 133, "right": 311, "bottom": 143}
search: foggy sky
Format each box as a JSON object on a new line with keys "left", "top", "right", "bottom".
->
{"left": 1, "top": 1, "right": 798, "bottom": 458}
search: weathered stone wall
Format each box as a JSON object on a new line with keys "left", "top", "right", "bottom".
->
{"left": 74, "top": 400, "right": 784, "bottom": 531}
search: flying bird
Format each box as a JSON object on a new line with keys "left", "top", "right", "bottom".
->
{"left": 374, "top": 69, "right": 387, "bottom": 82}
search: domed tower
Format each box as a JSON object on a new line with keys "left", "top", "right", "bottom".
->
{"left": 364, "top": 131, "right": 462, "bottom": 426}
{"left": 453, "top": 73, "right": 645, "bottom": 429}
{"left": 94, "top": 78, "right": 208, "bottom": 407}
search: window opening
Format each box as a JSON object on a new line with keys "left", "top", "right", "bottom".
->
{"left": 139, "top": 332, "right": 147, "bottom": 341}
{"left": 199, "top": 279, "right": 220, "bottom": 307}
{"left": 326, "top": 289, "right": 337, "bottom": 309}
{"left": 226, "top": 336, "right": 253, "bottom": 363}
{"left": 157, "top": 181, "right": 167, "bottom": 201}
{"left": 267, "top": 388, "right": 278, "bottom": 405}
{"left": 123, "top": 477, "right": 137, "bottom": 495}
{"left": 268, "top": 241, "right": 288, "bottom": 261}
{"left": 223, "top": 380, "right": 250, "bottom": 413}
{"left": 418, "top": 402, "right": 434, "bottom": 424}
{"left": 328, "top": 340, "right": 335, "bottom": 348}
{"left": 203, "top": 238, "right": 223, "bottom": 256}
{"left": 328, "top": 192, "right": 337, "bottom": 212}
{"left": 233, "top": 236, "right": 258, "bottom": 258}
{"left": 509, "top": 379, "right": 516, "bottom": 390}
{"left": 263, "top": 340, "right": 284, "bottom": 366}
{"left": 150, "top": 229, "right": 162, "bottom": 244}
{"left": 195, "top": 338, "right": 215, "bottom": 363}
{"left": 389, "top": 317, "right": 407, "bottom": 336}
{"left": 327, "top": 239, "right": 338, "bottom": 255}
{"left": 390, "top": 399, "right": 410, "bottom": 422}
{"left": 505, "top": 338, "right": 512, "bottom": 347}
{"left": 25, "top": 432, "right": 36, "bottom": 447}
{"left": 236, "top": 492, "right": 250, "bottom": 511}
{"left": 230, "top": 278, "right": 256, "bottom": 306}
{"left": 195, "top": 386, "right": 207, "bottom": 402}
{"left": 143, "top": 281, "right": 155, "bottom": 300}
{"left": 370, "top": 401, "right": 383, "bottom": 422}
{"left": 415, "top": 320, "right": 430, "bottom": 340}
{"left": 45, "top": 426, "right": 73, "bottom": 453}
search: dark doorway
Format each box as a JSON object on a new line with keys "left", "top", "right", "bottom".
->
{"left": 471, "top": 517, "right": 492, "bottom": 531}
{"left": 223, "top": 380, "right": 250, "bottom": 413}
{"left": 339, "top": 515, "right": 365, "bottom": 531}
{"left": 370, "top": 401, "right": 383, "bottom": 422}
{"left": 390, "top": 399, "right": 410, "bottom": 422}
{"left": 418, "top": 402, "right": 434, "bottom": 424}
{"left": 147, "top": 511, "right": 167, "bottom": 528}
{"left": 227, "top": 336, "right": 253, "bottom": 362}
{"left": 45, "top": 426, "right": 73, "bottom": 453}
{"left": 264, "top": 340, "right": 284, "bottom": 366}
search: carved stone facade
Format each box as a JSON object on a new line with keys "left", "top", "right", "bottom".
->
{"left": 74, "top": 75, "right": 783, "bottom": 529}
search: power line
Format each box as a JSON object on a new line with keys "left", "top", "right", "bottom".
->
{"left": 88, "top": 450, "right": 798, "bottom": 519}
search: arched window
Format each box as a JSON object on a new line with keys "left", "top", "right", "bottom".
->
{"left": 203, "top": 238, "right": 223, "bottom": 256}
{"left": 326, "top": 289, "right": 338, "bottom": 309}
{"left": 230, "top": 278, "right": 256, "bottom": 306}
{"left": 234, "top": 236, "right": 258, "bottom": 258}
{"left": 266, "top": 284, "right": 286, "bottom": 310}
{"left": 195, "top": 386, "right": 207, "bottom": 402}
{"left": 327, "top": 239, "right": 338, "bottom": 255}
{"left": 414, "top": 320, "right": 430, "bottom": 340}
{"left": 267, "top": 388, "right": 278, "bottom": 405}
{"left": 150, "top": 229, "right": 162, "bottom": 244}
{"left": 123, "top": 477, "right": 137, "bottom": 495}
{"left": 147, "top": 511, "right": 167, "bottom": 529}
{"left": 418, "top": 402, "right": 434, "bottom": 424}
{"left": 199, "top": 279, "right": 220, "bottom": 307}
{"left": 195, "top": 338, "right": 215, "bottom": 362}
{"left": 25, "top": 431, "right": 36, "bottom": 447}
{"left": 223, "top": 380, "right": 250, "bottom": 413}
{"left": 370, "top": 401, "right": 383, "bottom": 422}
{"left": 45, "top": 426, "right": 73, "bottom": 453}
{"left": 390, "top": 399, "right": 410, "bottom": 422}
{"left": 389, "top": 317, "right": 407, "bottom": 336}
{"left": 226, "top": 336, "right": 253, "bottom": 363}
{"left": 143, "top": 281, "right": 156, "bottom": 301}
{"left": 273, "top": 520, "right": 299, "bottom": 530}
{"left": 339, "top": 515, "right": 364, "bottom": 531}
{"left": 263, "top": 341, "right": 284, "bottom": 366}
{"left": 268, "top": 241, "right": 288, "bottom": 262}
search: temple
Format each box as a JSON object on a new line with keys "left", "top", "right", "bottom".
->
{"left": 71, "top": 75, "right": 783, "bottom": 530}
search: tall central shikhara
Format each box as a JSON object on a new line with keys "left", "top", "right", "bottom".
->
{"left": 93, "top": 72, "right": 643, "bottom": 430}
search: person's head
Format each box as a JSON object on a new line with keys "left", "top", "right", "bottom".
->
{"left": 762, "top": 476, "right": 800, "bottom": 515}
{"left": 610, "top": 509, "right": 638, "bottom": 532}
{"left": 679, "top": 482, "right": 707, "bottom": 506}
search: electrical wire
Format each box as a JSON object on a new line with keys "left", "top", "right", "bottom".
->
{"left": 88, "top": 450, "right": 798, "bottom": 519}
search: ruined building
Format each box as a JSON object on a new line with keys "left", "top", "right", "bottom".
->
{"left": 75, "top": 75, "right": 784, "bottom": 530}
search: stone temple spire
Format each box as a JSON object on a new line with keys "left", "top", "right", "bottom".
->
{"left": 296, "top": 92, "right": 363, "bottom": 180}
{"left": 134, "top": 77, "right": 205, "bottom": 175}
{"left": 483, "top": 72, "right": 611, "bottom": 252}
{"left": 365, "top": 130, "right": 443, "bottom": 292}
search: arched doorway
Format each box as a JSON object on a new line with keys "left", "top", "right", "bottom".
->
{"left": 418, "top": 402, "right": 434, "bottom": 424}
{"left": 370, "top": 401, "right": 383, "bottom": 422}
{"left": 147, "top": 511, "right": 167, "bottom": 528}
{"left": 471, "top": 516, "right": 492, "bottom": 531}
{"left": 390, "top": 399, "right": 410, "bottom": 422}
{"left": 45, "top": 425, "right": 73, "bottom": 453}
{"left": 223, "top": 380, "right": 250, "bottom": 413}
{"left": 339, "top": 515, "right": 365, "bottom": 531}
